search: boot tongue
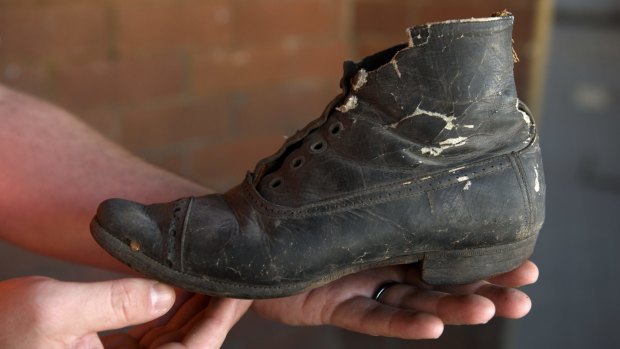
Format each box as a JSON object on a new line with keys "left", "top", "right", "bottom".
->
{"left": 341, "top": 60, "right": 359, "bottom": 90}
{"left": 251, "top": 90, "right": 346, "bottom": 186}
{"left": 251, "top": 55, "right": 401, "bottom": 186}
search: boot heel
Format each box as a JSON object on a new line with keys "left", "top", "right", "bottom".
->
{"left": 421, "top": 234, "right": 538, "bottom": 285}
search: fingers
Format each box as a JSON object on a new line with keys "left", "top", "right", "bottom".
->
{"left": 251, "top": 260, "right": 539, "bottom": 342}
{"left": 181, "top": 298, "right": 252, "bottom": 348}
{"left": 377, "top": 261, "right": 537, "bottom": 323}
{"left": 402, "top": 261, "right": 537, "bottom": 296}
{"left": 328, "top": 296, "right": 444, "bottom": 339}
{"left": 487, "top": 260, "right": 539, "bottom": 287}
{"left": 167, "top": 295, "right": 213, "bottom": 329}
{"left": 430, "top": 261, "right": 536, "bottom": 319}
{"left": 53, "top": 278, "right": 176, "bottom": 334}
{"left": 137, "top": 294, "right": 211, "bottom": 348}
{"left": 377, "top": 284, "right": 495, "bottom": 325}
{"left": 140, "top": 297, "right": 251, "bottom": 349}
{"left": 473, "top": 284, "right": 531, "bottom": 318}
{"left": 129, "top": 289, "right": 196, "bottom": 339}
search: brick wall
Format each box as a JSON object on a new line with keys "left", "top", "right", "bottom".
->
{"left": 0, "top": 0, "right": 541, "bottom": 191}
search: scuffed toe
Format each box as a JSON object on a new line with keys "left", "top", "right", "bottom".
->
{"left": 93, "top": 198, "right": 164, "bottom": 259}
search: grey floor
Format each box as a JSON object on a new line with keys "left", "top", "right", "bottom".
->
{"left": 1, "top": 4, "right": 619, "bottom": 349}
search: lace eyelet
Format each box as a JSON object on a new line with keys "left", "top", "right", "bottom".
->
{"left": 269, "top": 177, "right": 283, "bottom": 189}
{"left": 290, "top": 156, "right": 305, "bottom": 169}
{"left": 329, "top": 121, "right": 343, "bottom": 135}
{"left": 309, "top": 140, "right": 326, "bottom": 153}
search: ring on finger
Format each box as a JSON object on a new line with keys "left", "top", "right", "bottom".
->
{"left": 373, "top": 281, "right": 399, "bottom": 302}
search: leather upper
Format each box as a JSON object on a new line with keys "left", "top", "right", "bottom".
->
{"left": 94, "top": 15, "right": 546, "bottom": 289}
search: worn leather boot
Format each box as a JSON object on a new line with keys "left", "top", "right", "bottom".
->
{"left": 91, "top": 13, "right": 545, "bottom": 299}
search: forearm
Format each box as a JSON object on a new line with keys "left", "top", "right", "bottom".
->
{"left": 0, "top": 85, "right": 209, "bottom": 272}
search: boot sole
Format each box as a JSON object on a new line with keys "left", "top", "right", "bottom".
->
{"left": 91, "top": 218, "right": 537, "bottom": 298}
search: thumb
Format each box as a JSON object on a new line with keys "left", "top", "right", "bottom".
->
{"left": 55, "top": 278, "right": 176, "bottom": 334}
{"left": 179, "top": 298, "right": 252, "bottom": 349}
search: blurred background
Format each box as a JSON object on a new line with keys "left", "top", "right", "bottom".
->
{"left": 0, "top": 0, "right": 618, "bottom": 348}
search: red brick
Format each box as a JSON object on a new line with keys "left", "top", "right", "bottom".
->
{"left": 411, "top": 5, "right": 474, "bottom": 24}
{"left": 80, "top": 107, "right": 122, "bottom": 142}
{"left": 115, "top": 0, "right": 232, "bottom": 56}
{"left": 234, "top": 0, "right": 342, "bottom": 44}
{"left": 189, "top": 135, "right": 285, "bottom": 190}
{"left": 514, "top": 60, "right": 531, "bottom": 99}
{"left": 191, "top": 39, "right": 346, "bottom": 93}
{"left": 294, "top": 40, "right": 348, "bottom": 80}
{"left": 0, "top": 62, "right": 53, "bottom": 100}
{"left": 410, "top": 1, "right": 532, "bottom": 24}
{"left": 0, "top": 1, "right": 105, "bottom": 7}
{"left": 511, "top": 7, "right": 535, "bottom": 50}
{"left": 141, "top": 152, "right": 190, "bottom": 179}
{"left": 121, "top": 96, "right": 231, "bottom": 152}
{"left": 354, "top": 0, "right": 416, "bottom": 37}
{"left": 234, "top": 82, "right": 338, "bottom": 136}
{"left": 0, "top": 3, "right": 108, "bottom": 63}
{"left": 356, "top": 35, "right": 408, "bottom": 58}
{"left": 53, "top": 54, "right": 186, "bottom": 111}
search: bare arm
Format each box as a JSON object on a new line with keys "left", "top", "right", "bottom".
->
{"left": 0, "top": 85, "right": 208, "bottom": 272}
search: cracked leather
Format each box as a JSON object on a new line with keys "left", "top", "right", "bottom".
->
{"left": 92, "top": 15, "right": 545, "bottom": 298}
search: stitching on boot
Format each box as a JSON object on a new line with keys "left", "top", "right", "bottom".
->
{"left": 242, "top": 155, "right": 512, "bottom": 218}
{"left": 510, "top": 153, "right": 534, "bottom": 240}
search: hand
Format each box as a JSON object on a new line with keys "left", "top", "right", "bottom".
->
{"left": 103, "top": 292, "right": 251, "bottom": 349}
{"left": 0, "top": 276, "right": 176, "bottom": 349}
{"left": 96, "top": 260, "right": 536, "bottom": 347}
{"left": 253, "top": 260, "right": 538, "bottom": 339}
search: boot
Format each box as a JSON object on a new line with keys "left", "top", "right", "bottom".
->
{"left": 91, "top": 13, "right": 545, "bottom": 299}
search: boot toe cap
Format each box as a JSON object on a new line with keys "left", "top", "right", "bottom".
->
{"left": 94, "top": 198, "right": 164, "bottom": 257}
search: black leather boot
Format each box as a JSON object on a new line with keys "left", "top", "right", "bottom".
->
{"left": 91, "top": 13, "right": 545, "bottom": 299}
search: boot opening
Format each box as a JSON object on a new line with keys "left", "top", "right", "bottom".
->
{"left": 357, "top": 43, "right": 408, "bottom": 73}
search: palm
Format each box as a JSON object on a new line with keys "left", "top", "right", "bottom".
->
{"left": 253, "top": 260, "right": 538, "bottom": 339}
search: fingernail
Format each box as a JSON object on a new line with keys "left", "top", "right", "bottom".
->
{"left": 150, "top": 283, "right": 175, "bottom": 314}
